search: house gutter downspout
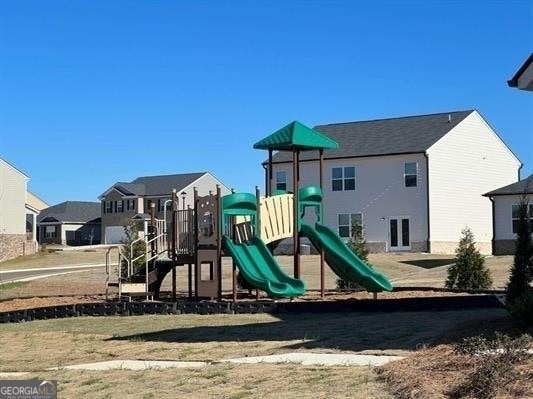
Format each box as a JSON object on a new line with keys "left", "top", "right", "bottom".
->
{"left": 488, "top": 196, "right": 495, "bottom": 255}
{"left": 424, "top": 152, "right": 431, "bottom": 253}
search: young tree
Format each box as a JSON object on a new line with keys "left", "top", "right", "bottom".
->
{"left": 337, "top": 220, "right": 369, "bottom": 289}
{"left": 120, "top": 219, "right": 146, "bottom": 278}
{"left": 506, "top": 195, "right": 533, "bottom": 303}
{"left": 446, "top": 227, "right": 493, "bottom": 290}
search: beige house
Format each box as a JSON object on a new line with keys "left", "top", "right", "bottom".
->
{"left": 99, "top": 172, "right": 231, "bottom": 244}
{"left": 266, "top": 110, "right": 521, "bottom": 254}
{"left": 0, "top": 158, "right": 39, "bottom": 262}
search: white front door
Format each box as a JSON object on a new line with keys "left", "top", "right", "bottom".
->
{"left": 389, "top": 217, "right": 410, "bottom": 251}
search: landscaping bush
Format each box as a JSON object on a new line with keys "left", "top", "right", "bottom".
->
{"left": 120, "top": 220, "right": 147, "bottom": 277}
{"left": 451, "top": 333, "right": 532, "bottom": 399}
{"left": 337, "top": 221, "right": 369, "bottom": 290}
{"left": 506, "top": 195, "right": 533, "bottom": 303}
{"left": 507, "top": 288, "right": 533, "bottom": 329}
{"left": 445, "top": 227, "right": 492, "bottom": 290}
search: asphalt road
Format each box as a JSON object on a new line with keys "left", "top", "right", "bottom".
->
{"left": 0, "top": 264, "right": 106, "bottom": 283}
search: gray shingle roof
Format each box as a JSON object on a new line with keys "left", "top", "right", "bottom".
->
{"left": 38, "top": 201, "right": 101, "bottom": 223}
{"left": 268, "top": 110, "right": 474, "bottom": 163}
{"left": 484, "top": 174, "right": 533, "bottom": 196}
{"left": 100, "top": 172, "right": 208, "bottom": 199}
{"left": 131, "top": 172, "right": 206, "bottom": 196}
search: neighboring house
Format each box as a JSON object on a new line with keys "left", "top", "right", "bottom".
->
{"left": 484, "top": 175, "right": 533, "bottom": 255}
{"left": 0, "top": 158, "right": 39, "bottom": 262}
{"left": 265, "top": 110, "right": 521, "bottom": 254}
{"left": 37, "top": 201, "right": 101, "bottom": 246}
{"left": 99, "top": 172, "right": 231, "bottom": 244}
{"left": 26, "top": 191, "right": 49, "bottom": 240}
{"left": 507, "top": 53, "right": 533, "bottom": 91}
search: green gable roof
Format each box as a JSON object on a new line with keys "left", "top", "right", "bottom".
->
{"left": 253, "top": 121, "right": 339, "bottom": 151}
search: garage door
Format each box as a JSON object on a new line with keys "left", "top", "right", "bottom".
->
{"left": 105, "top": 226, "right": 125, "bottom": 244}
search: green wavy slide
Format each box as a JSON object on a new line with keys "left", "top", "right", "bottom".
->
{"left": 222, "top": 235, "right": 306, "bottom": 298}
{"left": 300, "top": 222, "right": 393, "bottom": 292}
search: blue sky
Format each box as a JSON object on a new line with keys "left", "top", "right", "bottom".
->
{"left": 1, "top": 0, "right": 532, "bottom": 205}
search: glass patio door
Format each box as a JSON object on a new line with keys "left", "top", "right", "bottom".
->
{"left": 389, "top": 217, "right": 410, "bottom": 251}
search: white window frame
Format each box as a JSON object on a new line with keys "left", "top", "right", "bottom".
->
{"left": 105, "top": 201, "right": 112, "bottom": 213}
{"left": 45, "top": 225, "right": 57, "bottom": 238}
{"left": 275, "top": 171, "right": 287, "bottom": 192}
{"left": 332, "top": 166, "right": 356, "bottom": 191}
{"left": 337, "top": 212, "right": 363, "bottom": 238}
{"left": 404, "top": 162, "right": 418, "bottom": 187}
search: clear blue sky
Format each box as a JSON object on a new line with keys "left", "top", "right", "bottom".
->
{"left": 1, "top": 0, "right": 532, "bottom": 205}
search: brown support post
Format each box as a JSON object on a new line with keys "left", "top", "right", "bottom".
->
{"left": 171, "top": 189, "right": 177, "bottom": 300}
{"left": 216, "top": 185, "right": 222, "bottom": 300}
{"left": 319, "top": 149, "right": 325, "bottom": 299}
{"left": 232, "top": 262, "right": 237, "bottom": 302}
{"left": 191, "top": 188, "right": 198, "bottom": 299}
{"left": 293, "top": 150, "right": 300, "bottom": 279}
{"left": 268, "top": 148, "right": 273, "bottom": 196}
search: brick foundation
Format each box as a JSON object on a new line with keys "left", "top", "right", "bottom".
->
{"left": 0, "top": 235, "right": 37, "bottom": 263}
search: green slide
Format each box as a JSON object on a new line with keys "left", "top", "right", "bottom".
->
{"left": 300, "top": 222, "right": 393, "bottom": 292}
{"left": 222, "top": 235, "right": 306, "bottom": 298}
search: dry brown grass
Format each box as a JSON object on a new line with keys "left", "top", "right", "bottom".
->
{"left": 0, "top": 308, "right": 523, "bottom": 398}
{"left": 378, "top": 344, "right": 533, "bottom": 399}
{"left": 27, "top": 364, "right": 391, "bottom": 399}
{"left": 0, "top": 246, "right": 524, "bottom": 399}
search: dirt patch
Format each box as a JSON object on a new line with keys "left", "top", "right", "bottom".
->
{"left": 0, "top": 295, "right": 106, "bottom": 313}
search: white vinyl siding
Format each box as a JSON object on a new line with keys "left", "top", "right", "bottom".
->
{"left": 492, "top": 194, "right": 533, "bottom": 240}
{"left": 272, "top": 154, "right": 428, "bottom": 249}
{"left": 427, "top": 111, "right": 521, "bottom": 250}
{"left": 0, "top": 159, "right": 28, "bottom": 234}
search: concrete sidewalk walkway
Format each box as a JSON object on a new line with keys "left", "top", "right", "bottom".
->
{"left": 47, "top": 353, "right": 404, "bottom": 371}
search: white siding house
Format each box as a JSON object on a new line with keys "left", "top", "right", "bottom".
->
{"left": 484, "top": 175, "right": 533, "bottom": 254}
{"left": 99, "top": 172, "right": 231, "bottom": 244}
{"left": 0, "top": 158, "right": 39, "bottom": 261}
{"left": 266, "top": 110, "right": 521, "bottom": 254}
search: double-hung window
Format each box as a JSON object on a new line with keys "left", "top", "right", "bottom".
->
{"left": 126, "top": 199, "right": 135, "bottom": 211}
{"left": 332, "top": 166, "right": 355, "bottom": 191}
{"left": 338, "top": 213, "right": 363, "bottom": 238}
{"left": 275, "top": 171, "right": 287, "bottom": 191}
{"left": 45, "top": 226, "right": 57, "bottom": 238}
{"left": 115, "top": 200, "right": 124, "bottom": 213}
{"left": 512, "top": 203, "right": 533, "bottom": 233}
{"left": 105, "top": 201, "right": 113, "bottom": 214}
{"left": 404, "top": 162, "right": 417, "bottom": 187}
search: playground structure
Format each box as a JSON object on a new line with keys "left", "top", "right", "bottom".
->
{"left": 106, "top": 121, "right": 393, "bottom": 301}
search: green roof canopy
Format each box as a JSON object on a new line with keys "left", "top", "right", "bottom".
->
{"left": 253, "top": 121, "right": 339, "bottom": 151}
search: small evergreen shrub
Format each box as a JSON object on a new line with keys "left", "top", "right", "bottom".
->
{"left": 120, "top": 220, "right": 147, "bottom": 278}
{"left": 507, "top": 288, "right": 533, "bottom": 329}
{"left": 445, "top": 227, "right": 492, "bottom": 290}
{"left": 506, "top": 196, "right": 533, "bottom": 303}
{"left": 337, "top": 221, "right": 369, "bottom": 290}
